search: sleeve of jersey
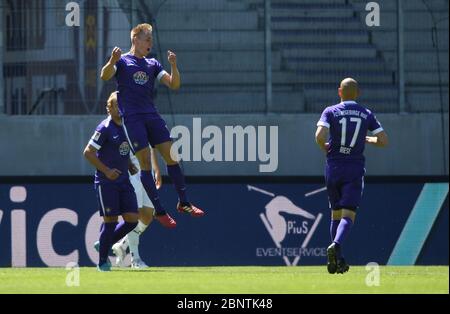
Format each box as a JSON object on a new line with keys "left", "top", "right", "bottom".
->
{"left": 88, "top": 124, "right": 108, "bottom": 150}
{"left": 154, "top": 59, "right": 168, "bottom": 82}
{"left": 114, "top": 57, "right": 125, "bottom": 77}
{"left": 316, "top": 108, "right": 331, "bottom": 128}
{"left": 368, "top": 113, "right": 384, "bottom": 135}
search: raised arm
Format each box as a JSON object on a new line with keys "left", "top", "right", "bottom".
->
{"left": 100, "top": 47, "right": 122, "bottom": 81}
{"left": 160, "top": 50, "right": 180, "bottom": 90}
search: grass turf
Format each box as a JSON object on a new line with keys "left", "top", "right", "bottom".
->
{"left": 0, "top": 266, "right": 447, "bottom": 294}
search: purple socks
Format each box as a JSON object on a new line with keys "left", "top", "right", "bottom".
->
{"left": 334, "top": 217, "right": 353, "bottom": 246}
{"left": 167, "top": 164, "right": 189, "bottom": 204}
{"left": 141, "top": 170, "right": 165, "bottom": 215}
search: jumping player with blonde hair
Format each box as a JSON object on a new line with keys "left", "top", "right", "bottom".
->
{"left": 101, "top": 24, "right": 205, "bottom": 229}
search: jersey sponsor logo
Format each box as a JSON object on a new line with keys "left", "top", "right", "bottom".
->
{"left": 119, "top": 141, "right": 130, "bottom": 156}
{"left": 92, "top": 131, "right": 101, "bottom": 141}
{"left": 133, "top": 71, "right": 149, "bottom": 85}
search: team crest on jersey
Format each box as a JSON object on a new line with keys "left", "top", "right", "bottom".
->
{"left": 133, "top": 71, "right": 149, "bottom": 85}
{"left": 119, "top": 141, "right": 130, "bottom": 156}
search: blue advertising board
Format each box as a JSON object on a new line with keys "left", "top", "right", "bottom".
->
{"left": 0, "top": 179, "right": 447, "bottom": 267}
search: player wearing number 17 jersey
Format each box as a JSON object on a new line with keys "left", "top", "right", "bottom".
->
{"left": 315, "top": 78, "right": 389, "bottom": 274}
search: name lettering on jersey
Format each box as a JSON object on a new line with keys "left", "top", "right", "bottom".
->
{"left": 133, "top": 71, "right": 149, "bottom": 85}
{"left": 333, "top": 110, "right": 368, "bottom": 119}
{"left": 339, "top": 146, "right": 352, "bottom": 155}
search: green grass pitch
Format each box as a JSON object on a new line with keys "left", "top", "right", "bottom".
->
{"left": 0, "top": 266, "right": 447, "bottom": 294}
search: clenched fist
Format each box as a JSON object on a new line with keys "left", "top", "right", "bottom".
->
{"left": 110, "top": 47, "right": 122, "bottom": 64}
{"left": 167, "top": 50, "right": 177, "bottom": 66}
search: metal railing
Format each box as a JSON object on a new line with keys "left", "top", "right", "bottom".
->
{"left": 0, "top": 0, "right": 448, "bottom": 115}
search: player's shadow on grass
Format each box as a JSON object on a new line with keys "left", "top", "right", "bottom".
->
{"left": 115, "top": 268, "right": 219, "bottom": 273}
{"left": 115, "top": 269, "right": 165, "bottom": 273}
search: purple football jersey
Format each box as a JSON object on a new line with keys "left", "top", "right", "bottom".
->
{"left": 88, "top": 117, "right": 132, "bottom": 184}
{"left": 115, "top": 53, "right": 167, "bottom": 117}
{"left": 317, "top": 101, "right": 383, "bottom": 164}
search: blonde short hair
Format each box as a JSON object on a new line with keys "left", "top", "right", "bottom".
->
{"left": 130, "top": 23, "right": 152, "bottom": 41}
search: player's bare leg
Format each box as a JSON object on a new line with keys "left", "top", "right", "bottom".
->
{"left": 341, "top": 209, "right": 356, "bottom": 222}
{"left": 330, "top": 209, "right": 342, "bottom": 240}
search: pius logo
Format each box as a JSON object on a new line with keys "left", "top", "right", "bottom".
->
{"left": 248, "top": 185, "right": 324, "bottom": 266}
